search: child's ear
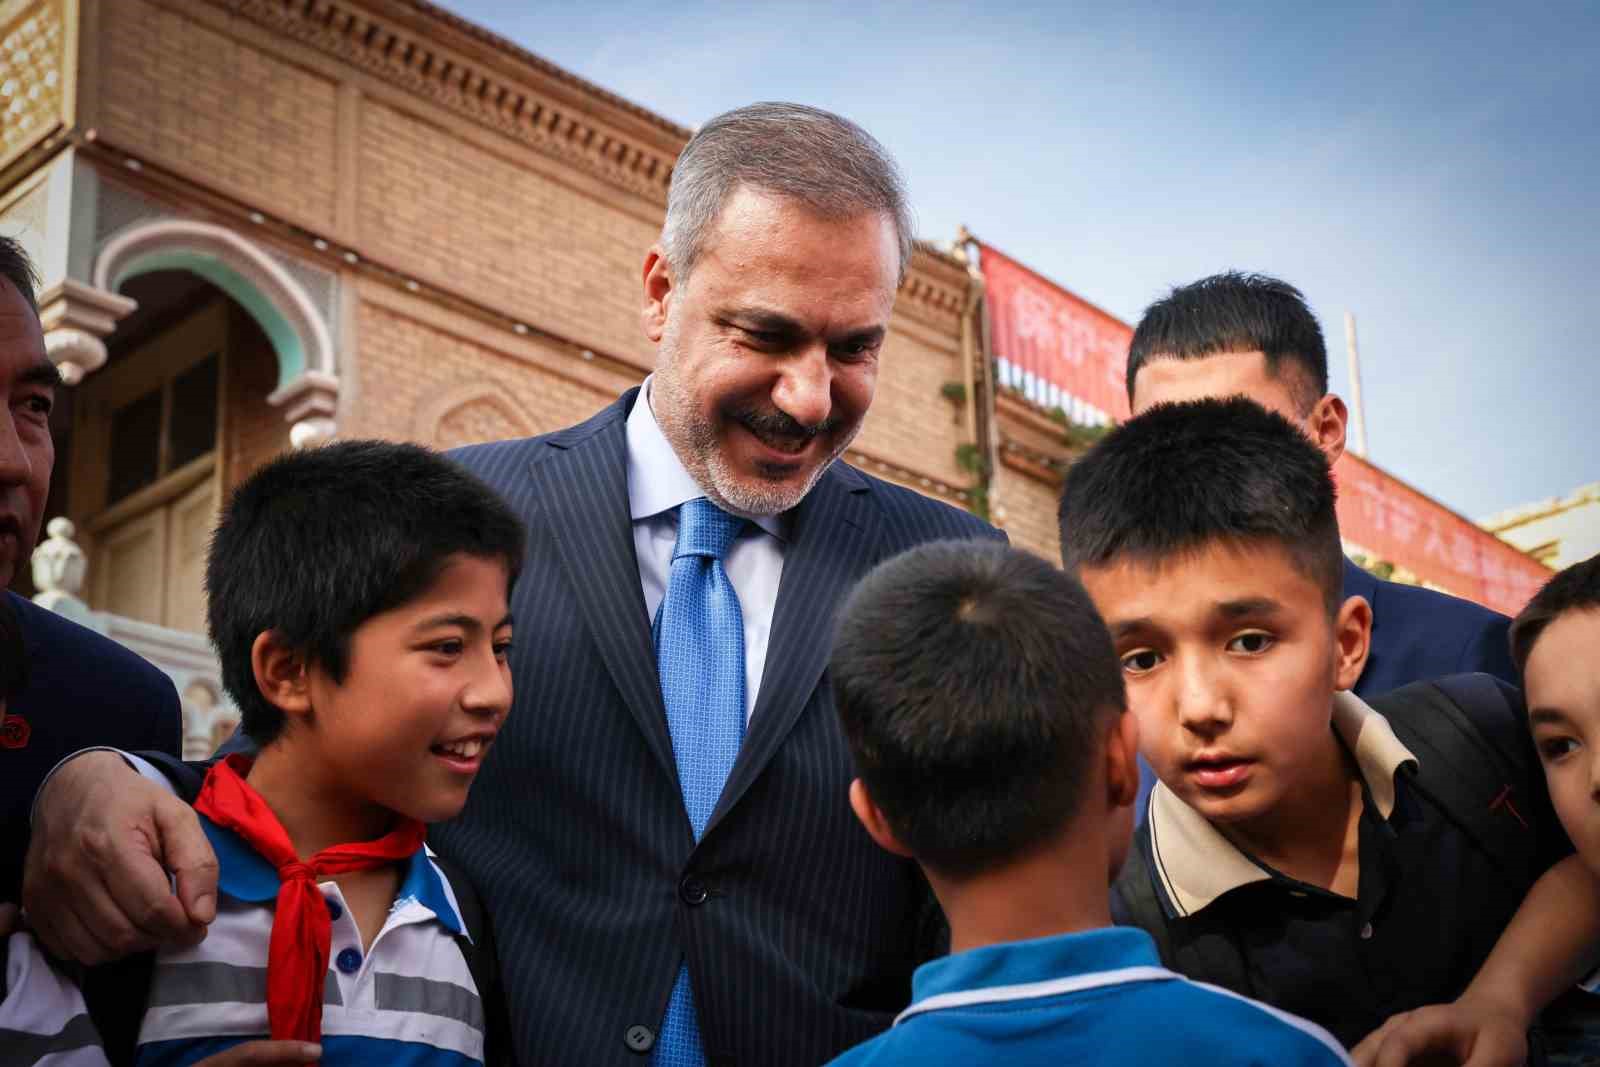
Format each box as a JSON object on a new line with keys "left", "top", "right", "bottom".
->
{"left": 848, "top": 779, "right": 913, "bottom": 859}
{"left": 1333, "top": 594, "right": 1373, "bottom": 692}
{"left": 251, "top": 631, "right": 312, "bottom": 720}
{"left": 1105, "top": 710, "right": 1141, "bottom": 810}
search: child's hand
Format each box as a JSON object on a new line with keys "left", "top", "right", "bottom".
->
{"left": 194, "top": 1041, "right": 321, "bottom": 1065}
{"left": 1352, "top": 998, "right": 1527, "bottom": 1067}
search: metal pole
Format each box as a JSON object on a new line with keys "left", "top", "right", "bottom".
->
{"left": 1344, "top": 310, "right": 1370, "bottom": 458}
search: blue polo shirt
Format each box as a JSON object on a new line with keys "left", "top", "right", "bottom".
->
{"left": 135, "top": 815, "right": 485, "bottom": 1066}
{"left": 825, "top": 926, "right": 1350, "bottom": 1066}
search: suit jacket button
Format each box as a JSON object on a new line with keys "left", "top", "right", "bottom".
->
{"left": 624, "top": 1024, "right": 656, "bottom": 1053}
{"left": 680, "top": 876, "right": 709, "bottom": 906}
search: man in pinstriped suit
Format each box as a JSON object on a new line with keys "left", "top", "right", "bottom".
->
{"left": 26, "top": 103, "right": 1002, "bottom": 1065}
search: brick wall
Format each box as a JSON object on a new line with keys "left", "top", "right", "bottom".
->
{"left": 222, "top": 302, "right": 290, "bottom": 491}
{"left": 98, "top": 0, "right": 340, "bottom": 233}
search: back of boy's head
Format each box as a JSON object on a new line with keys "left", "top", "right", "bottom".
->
{"left": 207, "top": 440, "right": 526, "bottom": 746}
{"left": 830, "top": 540, "right": 1126, "bottom": 880}
{"left": 1511, "top": 553, "right": 1600, "bottom": 674}
{"left": 1058, "top": 396, "right": 1344, "bottom": 614}
{"left": 1126, "top": 271, "right": 1328, "bottom": 414}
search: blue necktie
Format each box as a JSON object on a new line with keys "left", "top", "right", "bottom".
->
{"left": 652, "top": 497, "right": 747, "bottom": 1067}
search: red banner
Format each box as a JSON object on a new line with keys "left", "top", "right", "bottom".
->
{"left": 980, "top": 242, "right": 1131, "bottom": 422}
{"left": 1334, "top": 454, "right": 1550, "bottom": 616}
{"left": 977, "top": 240, "right": 1550, "bottom": 615}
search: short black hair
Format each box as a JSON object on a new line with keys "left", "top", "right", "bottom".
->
{"left": 1059, "top": 396, "right": 1344, "bottom": 614}
{"left": 0, "top": 596, "right": 25, "bottom": 703}
{"left": 1510, "top": 553, "right": 1600, "bottom": 674}
{"left": 207, "top": 440, "right": 526, "bottom": 745}
{"left": 1126, "top": 271, "right": 1327, "bottom": 414}
{"left": 0, "top": 235, "right": 40, "bottom": 316}
{"left": 830, "top": 541, "right": 1126, "bottom": 880}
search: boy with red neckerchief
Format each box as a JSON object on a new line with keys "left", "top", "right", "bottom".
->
{"left": 131, "top": 440, "right": 524, "bottom": 1066}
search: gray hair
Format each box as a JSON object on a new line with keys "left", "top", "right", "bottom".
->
{"left": 661, "top": 102, "right": 914, "bottom": 283}
{"left": 0, "top": 234, "right": 39, "bottom": 316}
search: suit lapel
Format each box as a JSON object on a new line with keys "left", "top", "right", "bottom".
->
{"left": 707, "top": 462, "right": 879, "bottom": 835}
{"left": 532, "top": 390, "right": 679, "bottom": 785}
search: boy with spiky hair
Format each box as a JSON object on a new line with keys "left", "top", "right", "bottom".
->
{"left": 1059, "top": 396, "right": 1590, "bottom": 1054}
{"left": 824, "top": 540, "right": 1350, "bottom": 1066}
{"left": 128, "top": 440, "right": 525, "bottom": 1065}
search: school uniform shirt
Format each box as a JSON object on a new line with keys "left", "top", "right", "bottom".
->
{"left": 135, "top": 815, "right": 485, "bottom": 1067}
{"left": 824, "top": 925, "right": 1350, "bottom": 1066}
{"left": 1, "top": 930, "right": 110, "bottom": 1066}
{"left": 1115, "top": 689, "right": 1566, "bottom": 1049}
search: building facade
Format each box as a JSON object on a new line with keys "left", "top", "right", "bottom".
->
{"left": 1482, "top": 483, "right": 1600, "bottom": 572}
{"left": 3, "top": 0, "right": 1085, "bottom": 748}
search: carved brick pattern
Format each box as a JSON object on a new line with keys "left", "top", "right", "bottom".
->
{"left": 434, "top": 395, "right": 531, "bottom": 450}
{"left": 218, "top": 0, "right": 679, "bottom": 205}
{"left": 94, "top": 177, "right": 172, "bottom": 248}
{"left": 0, "top": 1, "right": 64, "bottom": 167}
{"left": 0, "top": 173, "right": 48, "bottom": 235}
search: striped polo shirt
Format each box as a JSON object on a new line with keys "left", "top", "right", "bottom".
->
{"left": 2, "top": 931, "right": 110, "bottom": 1066}
{"left": 135, "top": 815, "right": 484, "bottom": 1067}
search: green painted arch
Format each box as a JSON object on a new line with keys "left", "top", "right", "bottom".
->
{"left": 110, "top": 250, "right": 307, "bottom": 389}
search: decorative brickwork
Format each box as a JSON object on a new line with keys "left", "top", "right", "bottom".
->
{"left": 0, "top": 0, "right": 64, "bottom": 170}
{"left": 218, "top": 0, "right": 684, "bottom": 206}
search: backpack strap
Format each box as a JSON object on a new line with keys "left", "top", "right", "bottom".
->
{"left": 429, "top": 853, "right": 514, "bottom": 1066}
{"left": 1373, "top": 674, "right": 1539, "bottom": 890}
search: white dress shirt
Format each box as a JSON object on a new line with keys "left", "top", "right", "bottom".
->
{"left": 626, "top": 378, "right": 786, "bottom": 723}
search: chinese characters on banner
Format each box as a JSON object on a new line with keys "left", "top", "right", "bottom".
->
{"left": 977, "top": 240, "right": 1550, "bottom": 615}
{"left": 1333, "top": 454, "right": 1551, "bottom": 616}
{"left": 979, "top": 242, "right": 1130, "bottom": 424}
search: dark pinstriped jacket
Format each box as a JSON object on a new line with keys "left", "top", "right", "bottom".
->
{"left": 437, "top": 389, "right": 1003, "bottom": 1066}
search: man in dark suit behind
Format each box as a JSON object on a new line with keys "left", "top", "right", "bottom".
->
{"left": 0, "top": 236, "right": 180, "bottom": 906}
{"left": 24, "top": 104, "right": 1000, "bottom": 1065}
{"left": 1116, "top": 272, "right": 1518, "bottom": 809}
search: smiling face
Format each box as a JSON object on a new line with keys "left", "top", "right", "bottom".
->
{"left": 642, "top": 185, "right": 899, "bottom": 517}
{"left": 0, "top": 277, "right": 54, "bottom": 587}
{"left": 1526, "top": 609, "right": 1600, "bottom": 877}
{"left": 1077, "top": 539, "right": 1368, "bottom": 841}
{"left": 299, "top": 553, "right": 514, "bottom": 826}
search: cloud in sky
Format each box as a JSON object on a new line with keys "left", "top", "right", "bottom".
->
{"left": 443, "top": 0, "right": 1596, "bottom": 519}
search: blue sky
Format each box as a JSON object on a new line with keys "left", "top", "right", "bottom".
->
{"left": 441, "top": 1, "right": 1595, "bottom": 520}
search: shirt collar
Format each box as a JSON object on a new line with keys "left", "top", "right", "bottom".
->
{"left": 1145, "top": 689, "right": 1418, "bottom": 917}
{"left": 624, "top": 376, "right": 785, "bottom": 542}
{"left": 909, "top": 926, "right": 1162, "bottom": 1006}
{"left": 199, "top": 815, "right": 466, "bottom": 938}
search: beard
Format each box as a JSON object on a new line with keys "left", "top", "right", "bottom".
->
{"left": 651, "top": 347, "right": 859, "bottom": 519}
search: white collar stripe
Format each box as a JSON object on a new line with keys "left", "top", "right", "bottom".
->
{"left": 894, "top": 965, "right": 1177, "bottom": 1025}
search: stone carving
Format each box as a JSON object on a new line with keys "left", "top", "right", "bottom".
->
{"left": 30, "top": 517, "right": 92, "bottom": 625}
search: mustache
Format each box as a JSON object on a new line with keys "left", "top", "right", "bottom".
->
{"left": 733, "top": 407, "right": 840, "bottom": 441}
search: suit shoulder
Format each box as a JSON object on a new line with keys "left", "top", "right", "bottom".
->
{"left": 448, "top": 393, "right": 631, "bottom": 489}
{"left": 1369, "top": 575, "right": 1508, "bottom": 631}
{"left": 852, "top": 466, "right": 1002, "bottom": 546}
{"left": 9, "top": 593, "right": 180, "bottom": 734}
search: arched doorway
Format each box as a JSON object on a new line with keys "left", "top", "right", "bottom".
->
{"left": 52, "top": 218, "right": 342, "bottom": 632}
{"left": 64, "top": 270, "right": 278, "bottom": 632}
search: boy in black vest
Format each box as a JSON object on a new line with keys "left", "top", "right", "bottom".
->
{"left": 1059, "top": 397, "right": 1593, "bottom": 1055}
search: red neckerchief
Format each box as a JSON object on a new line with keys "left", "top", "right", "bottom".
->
{"left": 193, "top": 753, "right": 426, "bottom": 1041}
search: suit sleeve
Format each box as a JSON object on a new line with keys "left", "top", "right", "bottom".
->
{"left": 1455, "top": 611, "right": 1519, "bottom": 688}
